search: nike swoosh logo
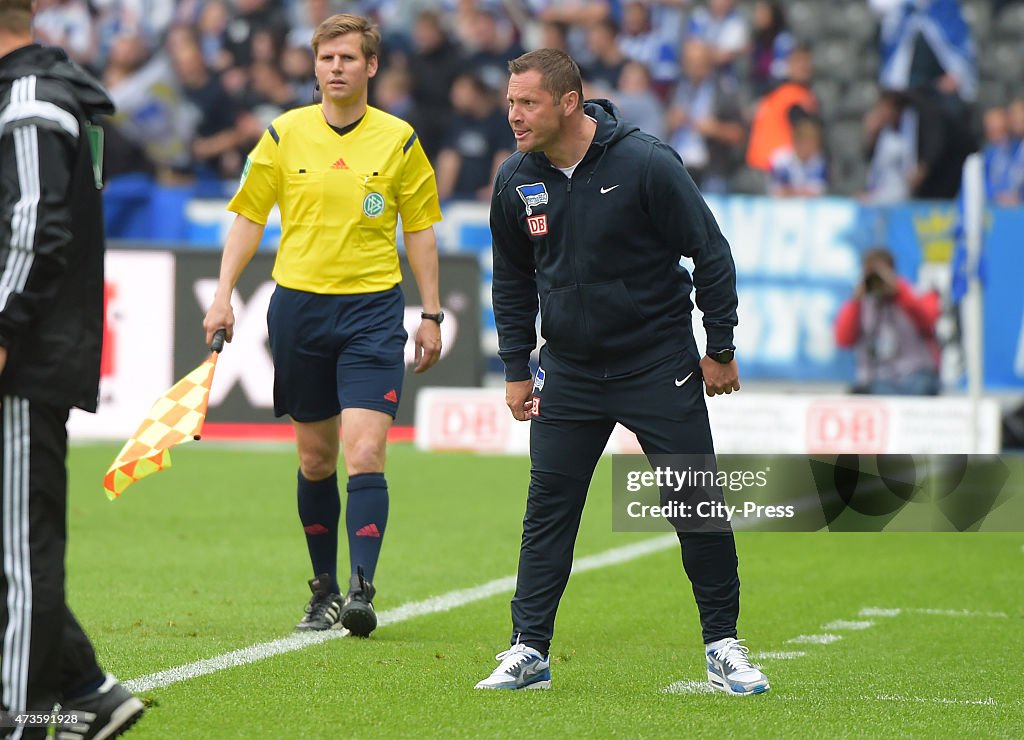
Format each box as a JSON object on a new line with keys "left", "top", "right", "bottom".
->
{"left": 520, "top": 661, "right": 546, "bottom": 677}
{"left": 600, "top": 185, "right": 620, "bottom": 194}
{"left": 675, "top": 372, "right": 694, "bottom": 387}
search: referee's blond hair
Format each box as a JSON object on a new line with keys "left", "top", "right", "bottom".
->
{"left": 312, "top": 13, "right": 381, "bottom": 61}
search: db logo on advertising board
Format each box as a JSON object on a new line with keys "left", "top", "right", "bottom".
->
{"left": 429, "top": 396, "right": 510, "bottom": 452}
{"left": 806, "top": 401, "right": 889, "bottom": 454}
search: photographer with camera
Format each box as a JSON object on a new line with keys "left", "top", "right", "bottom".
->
{"left": 835, "top": 247, "right": 941, "bottom": 395}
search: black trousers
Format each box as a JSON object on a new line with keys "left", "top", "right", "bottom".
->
{"left": 1, "top": 397, "right": 102, "bottom": 739}
{"left": 510, "top": 347, "right": 740, "bottom": 654}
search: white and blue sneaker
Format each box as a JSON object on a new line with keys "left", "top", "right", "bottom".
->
{"left": 474, "top": 643, "right": 551, "bottom": 690}
{"left": 705, "top": 638, "right": 770, "bottom": 696}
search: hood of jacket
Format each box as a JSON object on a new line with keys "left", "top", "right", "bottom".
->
{"left": 586, "top": 98, "right": 636, "bottom": 141}
{"left": 577, "top": 98, "right": 637, "bottom": 165}
{"left": 0, "top": 44, "right": 114, "bottom": 117}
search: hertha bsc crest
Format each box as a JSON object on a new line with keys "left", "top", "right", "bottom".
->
{"left": 515, "top": 182, "right": 549, "bottom": 215}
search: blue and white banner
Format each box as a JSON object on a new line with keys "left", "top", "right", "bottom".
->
{"left": 705, "top": 196, "right": 860, "bottom": 382}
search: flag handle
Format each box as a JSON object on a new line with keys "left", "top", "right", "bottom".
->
{"left": 211, "top": 329, "right": 226, "bottom": 353}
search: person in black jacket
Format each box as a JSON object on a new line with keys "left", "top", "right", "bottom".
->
{"left": 475, "top": 49, "right": 769, "bottom": 696}
{"left": 0, "top": 1, "right": 143, "bottom": 736}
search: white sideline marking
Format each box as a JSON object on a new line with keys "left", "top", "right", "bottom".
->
{"left": 124, "top": 535, "right": 678, "bottom": 692}
{"left": 871, "top": 694, "right": 997, "bottom": 707}
{"left": 785, "top": 633, "right": 842, "bottom": 645}
{"left": 751, "top": 651, "right": 806, "bottom": 661}
{"left": 822, "top": 620, "right": 874, "bottom": 631}
{"left": 859, "top": 608, "right": 901, "bottom": 617}
{"left": 859, "top": 607, "right": 1009, "bottom": 619}
{"left": 661, "top": 680, "right": 715, "bottom": 695}
{"left": 905, "top": 607, "right": 1008, "bottom": 618}
{"left": 663, "top": 604, "right": 1011, "bottom": 699}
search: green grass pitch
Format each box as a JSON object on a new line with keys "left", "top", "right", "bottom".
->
{"left": 66, "top": 443, "right": 1023, "bottom": 738}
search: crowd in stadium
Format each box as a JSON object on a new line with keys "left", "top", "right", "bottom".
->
{"left": 29, "top": 0, "right": 1024, "bottom": 202}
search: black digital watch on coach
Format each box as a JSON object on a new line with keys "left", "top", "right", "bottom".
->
{"left": 421, "top": 311, "right": 445, "bottom": 324}
{"left": 709, "top": 348, "right": 735, "bottom": 364}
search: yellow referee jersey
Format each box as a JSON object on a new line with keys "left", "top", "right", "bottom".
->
{"left": 228, "top": 105, "right": 442, "bottom": 295}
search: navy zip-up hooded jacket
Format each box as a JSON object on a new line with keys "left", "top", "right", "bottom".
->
{"left": 490, "top": 99, "right": 738, "bottom": 382}
{"left": 0, "top": 44, "right": 114, "bottom": 411}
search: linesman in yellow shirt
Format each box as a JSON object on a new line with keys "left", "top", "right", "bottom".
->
{"left": 203, "top": 14, "right": 443, "bottom": 637}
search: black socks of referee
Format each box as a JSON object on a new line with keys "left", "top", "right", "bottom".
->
{"left": 297, "top": 470, "right": 389, "bottom": 592}
{"left": 345, "top": 472, "right": 389, "bottom": 584}
{"left": 297, "top": 470, "right": 341, "bottom": 594}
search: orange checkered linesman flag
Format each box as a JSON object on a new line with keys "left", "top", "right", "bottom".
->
{"left": 103, "top": 330, "right": 226, "bottom": 499}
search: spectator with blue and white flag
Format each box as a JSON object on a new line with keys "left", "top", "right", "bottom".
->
{"left": 954, "top": 99, "right": 1024, "bottom": 307}
{"left": 870, "top": 0, "right": 978, "bottom": 112}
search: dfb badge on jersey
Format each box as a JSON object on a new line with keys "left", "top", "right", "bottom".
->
{"left": 527, "top": 214, "right": 548, "bottom": 236}
{"left": 363, "top": 192, "right": 386, "bottom": 218}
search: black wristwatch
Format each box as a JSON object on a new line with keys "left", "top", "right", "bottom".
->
{"left": 708, "top": 348, "right": 735, "bottom": 364}
{"left": 421, "top": 310, "right": 445, "bottom": 324}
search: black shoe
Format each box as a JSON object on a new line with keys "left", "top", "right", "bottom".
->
{"left": 58, "top": 674, "right": 144, "bottom": 740}
{"left": 295, "top": 573, "right": 343, "bottom": 631}
{"left": 340, "top": 567, "right": 377, "bottom": 637}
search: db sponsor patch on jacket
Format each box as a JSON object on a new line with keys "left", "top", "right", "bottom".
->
{"left": 527, "top": 214, "right": 548, "bottom": 236}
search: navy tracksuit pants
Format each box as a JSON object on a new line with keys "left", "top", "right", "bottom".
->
{"left": 510, "top": 347, "right": 740, "bottom": 654}
{"left": 1, "top": 398, "right": 104, "bottom": 739}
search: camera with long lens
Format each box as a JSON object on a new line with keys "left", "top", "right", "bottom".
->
{"left": 863, "top": 271, "right": 886, "bottom": 294}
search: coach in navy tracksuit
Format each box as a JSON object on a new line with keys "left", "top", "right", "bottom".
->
{"left": 0, "top": 2, "right": 144, "bottom": 735}
{"left": 475, "top": 49, "right": 769, "bottom": 695}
